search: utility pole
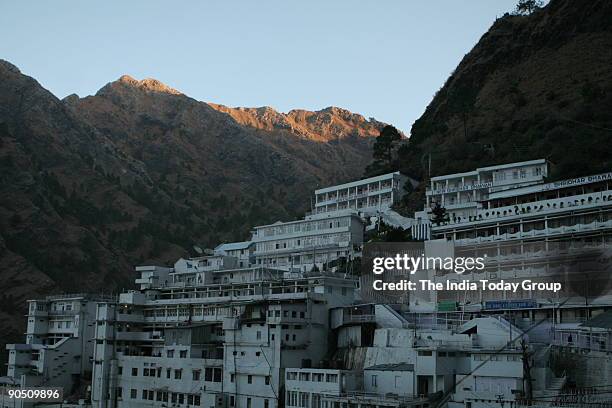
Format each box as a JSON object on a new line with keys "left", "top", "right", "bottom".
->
{"left": 521, "top": 338, "right": 533, "bottom": 402}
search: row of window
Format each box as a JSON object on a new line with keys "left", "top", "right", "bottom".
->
{"left": 286, "top": 372, "right": 338, "bottom": 383}
{"left": 122, "top": 366, "right": 222, "bottom": 382}
{"left": 259, "top": 218, "right": 352, "bottom": 238}
{"left": 316, "top": 180, "right": 397, "bottom": 202}
{"left": 473, "top": 354, "right": 521, "bottom": 362}
{"left": 268, "top": 310, "right": 306, "bottom": 318}
{"left": 256, "top": 232, "right": 352, "bottom": 253}
{"left": 121, "top": 388, "right": 201, "bottom": 406}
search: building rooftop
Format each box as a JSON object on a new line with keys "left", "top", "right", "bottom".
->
{"left": 581, "top": 311, "right": 612, "bottom": 330}
{"left": 315, "top": 171, "right": 403, "bottom": 194}
{"left": 252, "top": 212, "right": 362, "bottom": 229}
{"left": 214, "top": 241, "right": 252, "bottom": 251}
{"left": 430, "top": 159, "right": 547, "bottom": 181}
{"left": 364, "top": 363, "right": 414, "bottom": 372}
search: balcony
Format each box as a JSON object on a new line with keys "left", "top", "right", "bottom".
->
{"left": 116, "top": 313, "right": 145, "bottom": 323}
{"left": 115, "top": 331, "right": 163, "bottom": 342}
{"left": 439, "top": 191, "right": 612, "bottom": 229}
{"left": 343, "top": 314, "right": 376, "bottom": 325}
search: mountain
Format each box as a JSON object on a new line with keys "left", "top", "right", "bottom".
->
{"left": 397, "top": 0, "right": 612, "bottom": 210}
{"left": 0, "top": 61, "right": 383, "bottom": 364}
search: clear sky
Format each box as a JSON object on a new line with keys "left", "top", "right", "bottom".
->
{"left": 0, "top": 1, "right": 518, "bottom": 133}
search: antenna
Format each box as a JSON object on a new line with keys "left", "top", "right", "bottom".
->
{"left": 193, "top": 245, "right": 203, "bottom": 255}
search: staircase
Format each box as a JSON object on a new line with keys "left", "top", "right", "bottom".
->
{"left": 533, "top": 372, "right": 567, "bottom": 406}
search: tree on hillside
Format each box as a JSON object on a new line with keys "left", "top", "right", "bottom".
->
{"left": 365, "top": 125, "right": 402, "bottom": 176}
{"left": 515, "top": 0, "right": 544, "bottom": 15}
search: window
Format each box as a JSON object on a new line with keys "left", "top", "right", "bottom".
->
{"left": 265, "top": 376, "right": 270, "bottom": 385}
{"left": 180, "top": 350, "right": 187, "bottom": 358}
{"left": 256, "top": 351, "right": 261, "bottom": 356}
{"left": 130, "top": 389, "right": 137, "bottom": 399}
{"left": 371, "top": 375, "right": 378, "bottom": 387}
{"left": 418, "top": 350, "right": 433, "bottom": 356}
{"left": 166, "top": 368, "right": 171, "bottom": 379}
{"left": 247, "top": 398, "right": 252, "bottom": 408}
{"left": 131, "top": 367, "right": 138, "bottom": 376}
{"left": 299, "top": 392, "right": 309, "bottom": 408}
{"left": 326, "top": 374, "right": 338, "bottom": 383}
{"left": 192, "top": 370, "right": 200, "bottom": 381}
{"left": 167, "top": 350, "right": 174, "bottom": 358}
{"left": 230, "top": 396, "right": 235, "bottom": 407}
{"left": 395, "top": 376, "right": 401, "bottom": 388}
{"left": 248, "top": 375, "right": 253, "bottom": 384}
{"left": 257, "top": 331, "right": 262, "bottom": 340}
{"left": 264, "top": 399, "right": 269, "bottom": 408}
{"left": 142, "top": 390, "right": 147, "bottom": 400}
{"left": 174, "top": 369, "right": 182, "bottom": 379}
{"left": 287, "top": 371, "right": 297, "bottom": 380}
{"left": 194, "top": 395, "right": 201, "bottom": 406}
{"left": 287, "top": 391, "right": 298, "bottom": 407}
{"left": 231, "top": 374, "right": 235, "bottom": 383}
{"left": 116, "top": 387, "right": 122, "bottom": 399}
{"left": 117, "top": 366, "right": 123, "bottom": 375}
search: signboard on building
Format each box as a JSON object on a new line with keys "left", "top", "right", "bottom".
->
{"left": 437, "top": 300, "right": 458, "bottom": 312}
{"left": 542, "top": 172, "right": 612, "bottom": 191}
{"left": 484, "top": 299, "right": 538, "bottom": 310}
{"left": 428, "top": 181, "right": 493, "bottom": 196}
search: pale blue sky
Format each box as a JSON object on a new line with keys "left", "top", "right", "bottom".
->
{"left": 0, "top": 1, "right": 518, "bottom": 132}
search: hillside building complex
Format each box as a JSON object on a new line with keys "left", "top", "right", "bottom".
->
{"left": 4, "top": 168, "right": 612, "bottom": 408}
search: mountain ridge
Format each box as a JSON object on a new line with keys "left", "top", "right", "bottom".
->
{"left": 394, "top": 0, "right": 612, "bottom": 212}
{"left": 0, "top": 60, "right": 382, "bottom": 366}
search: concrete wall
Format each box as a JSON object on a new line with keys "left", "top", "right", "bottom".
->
{"left": 553, "top": 348, "right": 612, "bottom": 387}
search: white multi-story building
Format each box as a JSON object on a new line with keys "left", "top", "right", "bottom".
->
{"left": 214, "top": 241, "right": 255, "bottom": 269}
{"left": 251, "top": 214, "right": 364, "bottom": 273}
{"left": 287, "top": 311, "right": 534, "bottom": 408}
{"left": 90, "top": 261, "right": 358, "bottom": 408}
{"left": 413, "top": 159, "right": 549, "bottom": 239}
{"left": 4, "top": 294, "right": 114, "bottom": 408}
{"left": 312, "top": 172, "right": 410, "bottom": 218}
{"left": 410, "top": 160, "right": 612, "bottom": 346}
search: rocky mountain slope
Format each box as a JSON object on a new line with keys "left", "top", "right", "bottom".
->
{"left": 0, "top": 62, "right": 382, "bottom": 364}
{"left": 397, "top": 0, "right": 612, "bottom": 211}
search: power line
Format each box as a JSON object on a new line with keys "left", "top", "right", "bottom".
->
{"left": 435, "top": 298, "right": 571, "bottom": 408}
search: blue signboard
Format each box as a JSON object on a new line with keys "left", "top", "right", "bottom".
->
{"left": 484, "top": 299, "right": 537, "bottom": 310}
